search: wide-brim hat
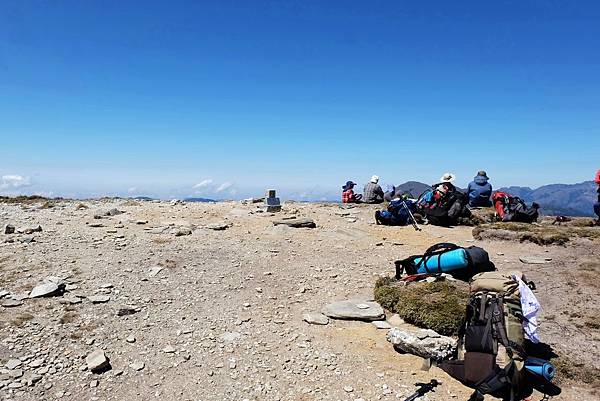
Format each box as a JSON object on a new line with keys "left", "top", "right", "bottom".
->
{"left": 342, "top": 181, "right": 356, "bottom": 190}
{"left": 476, "top": 170, "right": 489, "bottom": 179}
{"left": 370, "top": 175, "right": 379, "bottom": 184}
{"left": 439, "top": 173, "right": 456, "bottom": 183}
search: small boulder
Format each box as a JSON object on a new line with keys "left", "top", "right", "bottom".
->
{"left": 29, "top": 277, "right": 65, "bottom": 298}
{"left": 130, "top": 361, "right": 145, "bottom": 371}
{"left": 88, "top": 295, "right": 110, "bottom": 304}
{"left": 4, "top": 224, "right": 15, "bottom": 235}
{"left": 174, "top": 228, "right": 193, "bottom": 236}
{"left": 205, "top": 222, "right": 230, "bottom": 231}
{"left": 86, "top": 350, "right": 110, "bottom": 373}
{"left": 5, "top": 359, "right": 22, "bottom": 370}
{"left": 386, "top": 327, "right": 456, "bottom": 360}
{"left": 303, "top": 313, "right": 330, "bottom": 326}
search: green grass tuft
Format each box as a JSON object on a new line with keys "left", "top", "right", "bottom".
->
{"left": 374, "top": 278, "right": 468, "bottom": 336}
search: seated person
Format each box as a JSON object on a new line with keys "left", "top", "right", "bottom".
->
{"left": 419, "top": 173, "right": 457, "bottom": 210}
{"left": 467, "top": 171, "right": 493, "bottom": 207}
{"left": 363, "top": 175, "right": 384, "bottom": 204}
{"left": 341, "top": 181, "right": 362, "bottom": 203}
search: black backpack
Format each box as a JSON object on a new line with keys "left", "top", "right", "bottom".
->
{"left": 421, "top": 188, "right": 470, "bottom": 226}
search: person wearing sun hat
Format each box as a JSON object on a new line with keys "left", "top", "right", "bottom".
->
{"left": 363, "top": 175, "right": 384, "bottom": 204}
{"left": 341, "top": 180, "right": 363, "bottom": 203}
{"left": 467, "top": 170, "right": 493, "bottom": 207}
{"left": 435, "top": 172, "right": 457, "bottom": 195}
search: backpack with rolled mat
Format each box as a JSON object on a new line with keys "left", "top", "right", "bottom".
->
{"left": 394, "top": 243, "right": 495, "bottom": 282}
{"left": 439, "top": 272, "right": 560, "bottom": 401}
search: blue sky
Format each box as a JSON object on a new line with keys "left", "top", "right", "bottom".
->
{"left": 1, "top": 1, "right": 599, "bottom": 200}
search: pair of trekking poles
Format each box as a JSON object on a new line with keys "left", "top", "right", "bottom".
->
{"left": 399, "top": 199, "right": 422, "bottom": 231}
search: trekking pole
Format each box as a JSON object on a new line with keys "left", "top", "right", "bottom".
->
{"left": 401, "top": 201, "right": 422, "bottom": 231}
{"left": 403, "top": 379, "right": 440, "bottom": 401}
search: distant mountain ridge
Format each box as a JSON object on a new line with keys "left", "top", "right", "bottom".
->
{"left": 394, "top": 181, "right": 431, "bottom": 198}
{"left": 392, "top": 180, "right": 597, "bottom": 217}
{"left": 183, "top": 197, "right": 216, "bottom": 203}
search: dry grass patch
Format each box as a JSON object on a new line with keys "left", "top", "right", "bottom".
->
{"left": 59, "top": 311, "right": 79, "bottom": 324}
{"left": 374, "top": 277, "right": 469, "bottom": 336}
{"left": 473, "top": 222, "right": 600, "bottom": 245}
{"left": 158, "top": 259, "right": 177, "bottom": 269}
{"left": 576, "top": 260, "right": 600, "bottom": 287}
{"left": 554, "top": 356, "right": 600, "bottom": 386}
{"left": 152, "top": 237, "right": 173, "bottom": 245}
{"left": 10, "top": 312, "right": 34, "bottom": 327}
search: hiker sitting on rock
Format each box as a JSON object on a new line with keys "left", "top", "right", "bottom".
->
{"left": 467, "top": 170, "right": 493, "bottom": 207}
{"left": 342, "top": 181, "right": 362, "bottom": 203}
{"left": 595, "top": 169, "right": 600, "bottom": 225}
{"left": 363, "top": 175, "right": 384, "bottom": 204}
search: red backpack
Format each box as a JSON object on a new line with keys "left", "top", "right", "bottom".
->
{"left": 492, "top": 192, "right": 511, "bottom": 219}
{"left": 595, "top": 169, "right": 600, "bottom": 184}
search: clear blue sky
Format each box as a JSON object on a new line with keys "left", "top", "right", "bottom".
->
{"left": 1, "top": 1, "right": 598, "bottom": 200}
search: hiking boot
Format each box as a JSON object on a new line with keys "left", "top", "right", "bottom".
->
{"left": 375, "top": 211, "right": 382, "bottom": 225}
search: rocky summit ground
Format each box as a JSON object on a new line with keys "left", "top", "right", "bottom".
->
{"left": 0, "top": 199, "right": 598, "bottom": 401}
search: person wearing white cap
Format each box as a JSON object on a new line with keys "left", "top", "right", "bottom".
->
{"left": 363, "top": 175, "right": 384, "bottom": 204}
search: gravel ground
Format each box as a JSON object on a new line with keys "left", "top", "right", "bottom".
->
{"left": 0, "top": 199, "right": 598, "bottom": 401}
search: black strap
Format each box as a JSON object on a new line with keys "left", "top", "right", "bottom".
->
{"left": 471, "top": 360, "right": 517, "bottom": 400}
{"left": 396, "top": 243, "right": 462, "bottom": 277}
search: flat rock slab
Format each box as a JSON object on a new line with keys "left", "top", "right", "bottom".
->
{"left": 322, "top": 300, "right": 384, "bottom": 321}
{"left": 519, "top": 256, "right": 553, "bottom": 264}
{"left": 86, "top": 350, "right": 110, "bottom": 372}
{"left": 273, "top": 218, "right": 316, "bottom": 229}
{"left": 387, "top": 327, "right": 456, "bottom": 360}
{"left": 148, "top": 266, "right": 163, "bottom": 277}
{"left": 205, "top": 223, "right": 230, "bottom": 231}
{"left": 130, "top": 361, "right": 145, "bottom": 371}
{"left": 220, "top": 332, "right": 242, "bottom": 343}
{"left": 88, "top": 295, "right": 111, "bottom": 303}
{"left": 303, "top": 313, "right": 330, "bottom": 325}
{"left": 1, "top": 298, "right": 23, "bottom": 308}
{"left": 371, "top": 320, "right": 392, "bottom": 329}
{"left": 5, "top": 359, "right": 21, "bottom": 370}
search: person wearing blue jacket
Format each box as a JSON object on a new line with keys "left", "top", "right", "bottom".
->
{"left": 467, "top": 171, "right": 493, "bottom": 207}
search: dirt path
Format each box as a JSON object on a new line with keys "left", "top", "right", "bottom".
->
{"left": 0, "top": 200, "right": 597, "bottom": 400}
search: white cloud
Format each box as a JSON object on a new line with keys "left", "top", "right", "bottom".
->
{"left": 1, "top": 175, "right": 32, "bottom": 190}
{"left": 216, "top": 182, "right": 233, "bottom": 193}
{"left": 127, "top": 187, "right": 138, "bottom": 193}
{"left": 193, "top": 179, "right": 213, "bottom": 189}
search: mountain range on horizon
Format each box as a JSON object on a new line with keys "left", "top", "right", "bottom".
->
{"left": 394, "top": 180, "right": 597, "bottom": 217}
